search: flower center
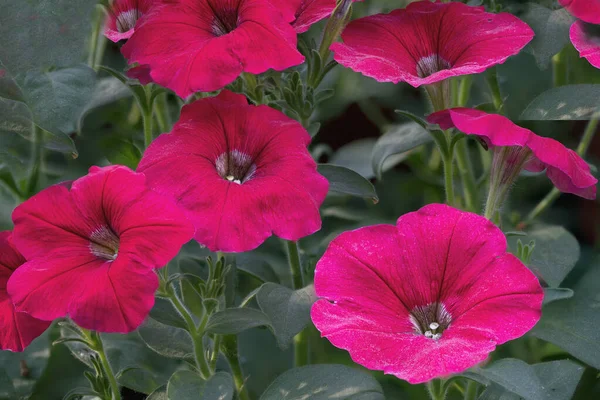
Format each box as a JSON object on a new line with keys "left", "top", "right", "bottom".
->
{"left": 215, "top": 150, "right": 256, "bottom": 184}
{"left": 89, "top": 225, "right": 120, "bottom": 261}
{"left": 116, "top": 9, "right": 142, "bottom": 33}
{"left": 211, "top": 7, "right": 240, "bottom": 37}
{"left": 416, "top": 54, "right": 451, "bottom": 78}
{"left": 409, "top": 302, "right": 452, "bottom": 340}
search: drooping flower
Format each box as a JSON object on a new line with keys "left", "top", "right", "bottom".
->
{"left": 121, "top": 0, "right": 305, "bottom": 98}
{"left": 8, "top": 166, "right": 194, "bottom": 333}
{"left": 428, "top": 108, "right": 597, "bottom": 201}
{"left": 331, "top": 1, "right": 533, "bottom": 88}
{"left": 311, "top": 204, "right": 543, "bottom": 384}
{"left": 0, "top": 232, "right": 50, "bottom": 352}
{"left": 570, "top": 21, "right": 600, "bottom": 69}
{"left": 104, "top": 0, "right": 156, "bottom": 42}
{"left": 559, "top": 0, "right": 600, "bottom": 24}
{"left": 137, "top": 91, "right": 329, "bottom": 253}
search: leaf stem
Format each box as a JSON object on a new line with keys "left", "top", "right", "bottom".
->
{"left": 87, "top": 5, "right": 106, "bottom": 70}
{"left": 25, "top": 126, "right": 44, "bottom": 198}
{"left": 523, "top": 117, "right": 598, "bottom": 224}
{"left": 454, "top": 140, "right": 478, "bottom": 211}
{"left": 426, "top": 379, "right": 446, "bottom": 400}
{"left": 166, "top": 284, "right": 212, "bottom": 379}
{"left": 464, "top": 381, "right": 478, "bottom": 400}
{"left": 153, "top": 93, "right": 170, "bottom": 133}
{"left": 222, "top": 335, "right": 251, "bottom": 400}
{"left": 286, "top": 240, "right": 309, "bottom": 366}
{"left": 486, "top": 68, "right": 503, "bottom": 112}
{"left": 80, "top": 330, "right": 121, "bottom": 400}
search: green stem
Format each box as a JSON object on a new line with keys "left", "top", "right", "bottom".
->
{"left": 486, "top": 68, "right": 503, "bottom": 112}
{"left": 443, "top": 151, "right": 456, "bottom": 206}
{"left": 454, "top": 140, "right": 478, "bottom": 211}
{"left": 523, "top": 117, "right": 598, "bottom": 224}
{"left": 318, "top": 0, "right": 353, "bottom": 64}
{"left": 464, "top": 381, "right": 478, "bottom": 400}
{"left": 222, "top": 335, "right": 251, "bottom": 400}
{"left": 426, "top": 379, "right": 446, "bottom": 400}
{"left": 153, "top": 93, "right": 170, "bottom": 133}
{"left": 457, "top": 76, "right": 473, "bottom": 107}
{"left": 87, "top": 5, "right": 105, "bottom": 69}
{"left": 286, "top": 240, "right": 309, "bottom": 366}
{"left": 210, "top": 334, "right": 222, "bottom": 371}
{"left": 142, "top": 106, "right": 154, "bottom": 149}
{"left": 552, "top": 49, "right": 568, "bottom": 87}
{"left": 167, "top": 286, "right": 212, "bottom": 379}
{"left": 25, "top": 126, "right": 43, "bottom": 198}
{"left": 82, "top": 330, "right": 121, "bottom": 400}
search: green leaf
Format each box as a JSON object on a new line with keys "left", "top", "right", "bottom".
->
{"left": 148, "top": 385, "right": 168, "bottom": 400}
{"left": 317, "top": 164, "right": 378, "bottom": 203}
{"left": 138, "top": 318, "right": 194, "bottom": 360}
{"left": 475, "top": 360, "right": 584, "bottom": 400}
{"left": 0, "top": 0, "right": 97, "bottom": 73}
{"left": 237, "top": 253, "right": 280, "bottom": 283}
{"left": 0, "top": 65, "right": 97, "bottom": 155}
{"left": 330, "top": 138, "right": 377, "bottom": 179}
{"left": 118, "top": 367, "right": 165, "bottom": 395}
{"left": 205, "top": 308, "right": 272, "bottom": 335}
{"left": 167, "top": 371, "right": 234, "bottom": 400}
{"left": 531, "top": 265, "right": 600, "bottom": 369}
{"left": 260, "top": 364, "right": 385, "bottom": 400}
{"left": 508, "top": 225, "right": 580, "bottom": 287}
{"left": 78, "top": 77, "right": 132, "bottom": 133}
{"left": 521, "top": 4, "right": 573, "bottom": 69}
{"left": 150, "top": 298, "right": 188, "bottom": 330}
{"left": 256, "top": 283, "right": 317, "bottom": 349}
{"left": 102, "top": 139, "right": 142, "bottom": 170}
{"left": 0, "top": 369, "right": 15, "bottom": 399}
{"left": 372, "top": 122, "right": 432, "bottom": 179}
{"left": 520, "top": 85, "right": 600, "bottom": 120}
{"left": 543, "top": 288, "right": 574, "bottom": 305}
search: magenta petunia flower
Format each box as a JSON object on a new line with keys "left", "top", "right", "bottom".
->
{"left": 427, "top": 108, "right": 597, "bottom": 200}
{"left": 559, "top": 0, "right": 600, "bottom": 24}
{"left": 330, "top": 1, "right": 534, "bottom": 87}
{"left": 0, "top": 232, "right": 50, "bottom": 352}
{"left": 311, "top": 204, "right": 544, "bottom": 384}
{"left": 104, "top": 0, "right": 156, "bottom": 42}
{"left": 121, "top": 0, "right": 305, "bottom": 98}
{"left": 570, "top": 21, "right": 600, "bottom": 69}
{"left": 269, "top": 0, "right": 335, "bottom": 33}
{"left": 7, "top": 166, "right": 194, "bottom": 333}
{"left": 137, "top": 91, "right": 329, "bottom": 253}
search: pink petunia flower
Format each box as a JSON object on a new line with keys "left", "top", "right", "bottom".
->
{"left": 268, "top": 0, "right": 361, "bottom": 33}
{"left": 331, "top": 1, "right": 533, "bottom": 88}
{"left": 0, "top": 232, "right": 50, "bottom": 352}
{"left": 121, "top": 0, "right": 305, "bottom": 98}
{"left": 311, "top": 204, "right": 544, "bottom": 384}
{"left": 137, "top": 91, "right": 329, "bottom": 253}
{"left": 559, "top": 0, "right": 600, "bottom": 24}
{"left": 7, "top": 166, "right": 194, "bottom": 333}
{"left": 104, "top": 0, "right": 156, "bottom": 42}
{"left": 570, "top": 21, "right": 600, "bottom": 69}
{"left": 126, "top": 64, "right": 154, "bottom": 85}
{"left": 427, "top": 108, "right": 598, "bottom": 201}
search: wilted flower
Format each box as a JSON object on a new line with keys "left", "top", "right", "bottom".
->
{"left": 311, "top": 204, "right": 544, "bottom": 383}
{"left": 0, "top": 232, "right": 50, "bottom": 352}
{"left": 8, "top": 166, "right": 193, "bottom": 333}
{"left": 137, "top": 91, "right": 329, "bottom": 253}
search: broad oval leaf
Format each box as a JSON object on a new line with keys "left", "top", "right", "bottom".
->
{"left": 471, "top": 359, "right": 545, "bottom": 400}
{"left": 150, "top": 298, "right": 188, "bottom": 330}
{"left": 167, "top": 370, "right": 234, "bottom": 400}
{"left": 205, "top": 308, "right": 272, "bottom": 335}
{"left": 543, "top": 288, "right": 574, "bottom": 305}
{"left": 138, "top": 318, "right": 194, "bottom": 360}
{"left": 318, "top": 164, "right": 378, "bottom": 203}
{"left": 260, "top": 364, "right": 385, "bottom": 400}
{"left": 508, "top": 225, "right": 580, "bottom": 287}
{"left": 520, "top": 85, "right": 600, "bottom": 120}
{"left": 372, "top": 122, "right": 431, "bottom": 179}
{"left": 257, "top": 283, "right": 317, "bottom": 349}
{"left": 532, "top": 265, "right": 600, "bottom": 369}
{"left": 521, "top": 4, "right": 573, "bottom": 69}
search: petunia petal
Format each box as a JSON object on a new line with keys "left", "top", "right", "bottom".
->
{"left": 570, "top": 21, "right": 600, "bottom": 69}
{"left": 559, "top": 0, "right": 600, "bottom": 24}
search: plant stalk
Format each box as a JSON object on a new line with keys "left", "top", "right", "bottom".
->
{"left": 222, "top": 335, "right": 251, "bottom": 400}
{"left": 286, "top": 240, "right": 309, "bottom": 366}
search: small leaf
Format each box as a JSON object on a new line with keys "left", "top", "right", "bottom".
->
{"left": 257, "top": 283, "right": 317, "bottom": 349}
{"left": 260, "top": 364, "right": 385, "bottom": 400}
{"left": 371, "top": 122, "right": 432, "bottom": 179}
{"left": 520, "top": 85, "right": 600, "bottom": 120}
{"left": 543, "top": 288, "right": 574, "bottom": 305}
{"left": 394, "top": 109, "right": 429, "bottom": 129}
{"left": 507, "top": 225, "right": 580, "bottom": 287}
{"left": 532, "top": 265, "right": 600, "bottom": 369}
{"left": 205, "top": 308, "right": 272, "bottom": 335}
{"left": 118, "top": 367, "right": 164, "bottom": 395}
{"left": 471, "top": 359, "right": 545, "bottom": 400}
{"left": 138, "top": 318, "right": 194, "bottom": 360}
{"left": 317, "top": 164, "right": 378, "bottom": 203}
{"left": 521, "top": 4, "right": 573, "bottom": 69}
{"left": 150, "top": 298, "right": 188, "bottom": 330}
{"left": 102, "top": 139, "right": 142, "bottom": 170}
{"left": 167, "top": 371, "right": 234, "bottom": 400}
{"left": 475, "top": 360, "right": 584, "bottom": 400}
